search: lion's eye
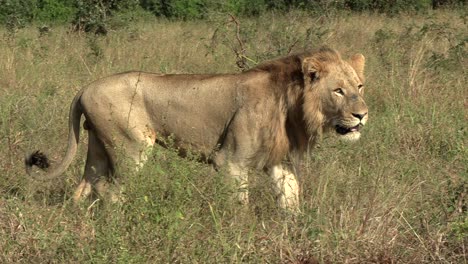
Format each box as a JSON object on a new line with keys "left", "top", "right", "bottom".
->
{"left": 334, "top": 88, "right": 344, "bottom": 95}
{"left": 358, "top": 84, "right": 363, "bottom": 91}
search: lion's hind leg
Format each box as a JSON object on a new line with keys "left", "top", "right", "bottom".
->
{"left": 73, "top": 129, "right": 112, "bottom": 203}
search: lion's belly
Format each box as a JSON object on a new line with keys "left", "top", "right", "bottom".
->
{"left": 141, "top": 77, "right": 239, "bottom": 156}
{"left": 146, "top": 101, "right": 234, "bottom": 156}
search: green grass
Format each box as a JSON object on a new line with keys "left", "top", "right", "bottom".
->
{"left": 0, "top": 10, "right": 466, "bottom": 263}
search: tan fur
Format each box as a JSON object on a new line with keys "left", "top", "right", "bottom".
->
{"left": 27, "top": 47, "right": 368, "bottom": 210}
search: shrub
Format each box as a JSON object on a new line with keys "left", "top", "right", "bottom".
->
{"left": 0, "top": 0, "right": 37, "bottom": 31}
{"left": 170, "top": 0, "right": 206, "bottom": 19}
{"left": 0, "top": 0, "right": 465, "bottom": 29}
{"left": 71, "top": 0, "right": 139, "bottom": 33}
{"left": 217, "top": 0, "right": 267, "bottom": 16}
{"left": 344, "top": 0, "right": 433, "bottom": 13}
{"left": 35, "top": 0, "right": 75, "bottom": 24}
{"left": 140, "top": 0, "right": 206, "bottom": 19}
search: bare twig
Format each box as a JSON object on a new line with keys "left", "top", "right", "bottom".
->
{"left": 286, "top": 38, "right": 299, "bottom": 55}
{"left": 228, "top": 14, "right": 249, "bottom": 71}
{"left": 207, "top": 14, "right": 257, "bottom": 71}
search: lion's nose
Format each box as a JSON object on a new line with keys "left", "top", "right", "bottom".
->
{"left": 352, "top": 112, "right": 367, "bottom": 120}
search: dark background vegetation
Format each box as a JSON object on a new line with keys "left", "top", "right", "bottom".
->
{"left": 0, "top": 0, "right": 465, "bottom": 32}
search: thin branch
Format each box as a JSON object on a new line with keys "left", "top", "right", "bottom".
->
{"left": 228, "top": 14, "right": 248, "bottom": 71}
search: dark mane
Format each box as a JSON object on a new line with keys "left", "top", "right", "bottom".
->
{"left": 247, "top": 47, "right": 341, "bottom": 85}
{"left": 248, "top": 52, "right": 305, "bottom": 85}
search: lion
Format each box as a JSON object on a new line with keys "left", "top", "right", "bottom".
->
{"left": 25, "top": 47, "right": 368, "bottom": 211}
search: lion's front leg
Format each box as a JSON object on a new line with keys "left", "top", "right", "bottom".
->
{"left": 227, "top": 162, "right": 249, "bottom": 205}
{"left": 269, "top": 165, "right": 300, "bottom": 211}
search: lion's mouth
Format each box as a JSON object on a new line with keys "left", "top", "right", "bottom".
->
{"left": 335, "top": 124, "right": 361, "bottom": 135}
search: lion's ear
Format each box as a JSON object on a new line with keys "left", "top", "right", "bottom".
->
{"left": 302, "top": 57, "right": 324, "bottom": 82}
{"left": 349, "top": 53, "right": 365, "bottom": 79}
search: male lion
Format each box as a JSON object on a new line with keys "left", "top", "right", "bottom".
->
{"left": 26, "top": 47, "right": 368, "bottom": 210}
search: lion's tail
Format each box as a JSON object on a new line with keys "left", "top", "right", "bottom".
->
{"left": 25, "top": 89, "right": 85, "bottom": 181}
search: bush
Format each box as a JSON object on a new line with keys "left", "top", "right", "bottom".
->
{"left": 170, "top": 0, "right": 206, "bottom": 19}
{"left": 140, "top": 0, "right": 206, "bottom": 19}
{"left": 344, "top": 0, "right": 433, "bottom": 13}
{"left": 35, "top": 0, "right": 75, "bottom": 23}
{"left": 216, "top": 0, "right": 267, "bottom": 16}
{"left": 0, "top": 0, "right": 37, "bottom": 31}
{"left": 0, "top": 0, "right": 465, "bottom": 30}
{"left": 71, "top": 0, "right": 139, "bottom": 34}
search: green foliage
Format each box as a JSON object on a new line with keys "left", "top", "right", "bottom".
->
{"left": 450, "top": 216, "right": 468, "bottom": 241}
{"left": 71, "top": 0, "right": 112, "bottom": 34}
{"left": 35, "top": 0, "right": 75, "bottom": 23}
{"left": 216, "top": 0, "right": 267, "bottom": 16}
{"left": 0, "top": 0, "right": 37, "bottom": 31}
{"left": 344, "top": 0, "right": 433, "bottom": 13}
{"left": 138, "top": 0, "right": 167, "bottom": 17}
{"left": 169, "top": 0, "right": 206, "bottom": 19}
{"left": 139, "top": 0, "right": 206, "bottom": 19}
{"left": 0, "top": 0, "right": 465, "bottom": 29}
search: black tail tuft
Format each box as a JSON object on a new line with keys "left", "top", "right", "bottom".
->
{"left": 25, "top": 151, "right": 50, "bottom": 174}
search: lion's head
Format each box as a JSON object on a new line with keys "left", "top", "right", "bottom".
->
{"left": 301, "top": 48, "right": 368, "bottom": 142}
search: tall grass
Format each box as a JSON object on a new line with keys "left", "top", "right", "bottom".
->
{"left": 0, "top": 10, "right": 466, "bottom": 263}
